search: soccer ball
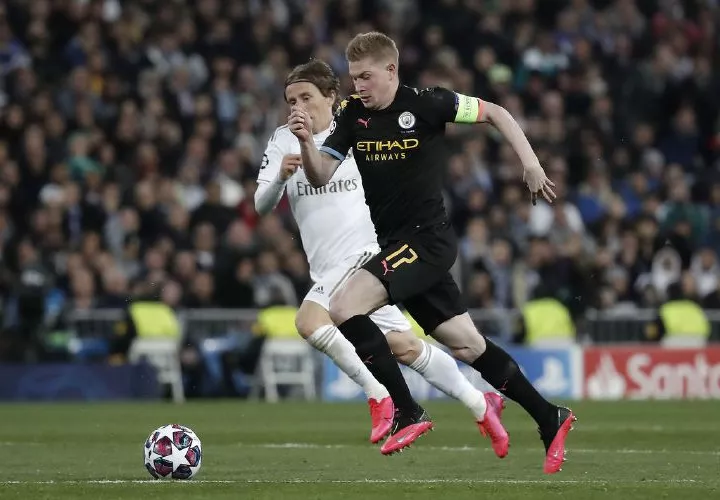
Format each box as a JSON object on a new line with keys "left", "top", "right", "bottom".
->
{"left": 144, "top": 424, "right": 202, "bottom": 480}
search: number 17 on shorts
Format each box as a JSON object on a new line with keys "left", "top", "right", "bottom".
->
{"left": 364, "top": 242, "right": 443, "bottom": 304}
{"left": 379, "top": 244, "right": 418, "bottom": 276}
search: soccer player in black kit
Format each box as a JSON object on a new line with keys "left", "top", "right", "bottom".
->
{"left": 288, "top": 32, "right": 575, "bottom": 472}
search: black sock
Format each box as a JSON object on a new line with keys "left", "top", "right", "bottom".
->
{"left": 338, "top": 315, "right": 419, "bottom": 416}
{"left": 472, "top": 337, "right": 556, "bottom": 428}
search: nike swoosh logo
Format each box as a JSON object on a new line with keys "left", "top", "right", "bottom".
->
{"left": 395, "top": 429, "right": 413, "bottom": 444}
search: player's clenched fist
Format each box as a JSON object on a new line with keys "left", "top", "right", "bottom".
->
{"left": 288, "top": 106, "right": 313, "bottom": 142}
{"left": 280, "top": 154, "right": 303, "bottom": 180}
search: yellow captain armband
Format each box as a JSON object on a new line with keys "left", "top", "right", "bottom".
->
{"left": 454, "top": 93, "right": 485, "bottom": 123}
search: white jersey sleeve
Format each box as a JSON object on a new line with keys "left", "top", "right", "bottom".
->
{"left": 257, "top": 126, "right": 291, "bottom": 184}
{"left": 255, "top": 123, "right": 380, "bottom": 283}
{"left": 255, "top": 126, "right": 294, "bottom": 214}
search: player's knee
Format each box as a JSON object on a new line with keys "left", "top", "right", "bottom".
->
{"left": 450, "top": 334, "right": 487, "bottom": 364}
{"left": 387, "top": 332, "right": 422, "bottom": 365}
{"left": 294, "top": 313, "right": 315, "bottom": 339}
{"left": 329, "top": 293, "right": 352, "bottom": 325}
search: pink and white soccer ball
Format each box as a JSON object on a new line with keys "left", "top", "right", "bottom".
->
{"left": 144, "top": 424, "right": 202, "bottom": 480}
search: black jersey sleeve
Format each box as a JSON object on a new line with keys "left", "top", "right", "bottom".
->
{"left": 418, "top": 87, "right": 460, "bottom": 126}
{"left": 319, "top": 96, "right": 356, "bottom": 162}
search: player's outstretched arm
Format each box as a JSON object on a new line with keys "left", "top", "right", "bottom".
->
{"left": 481, "top": 101, "right": 556, "bottom": 205}
{"left": 444, "top": 89, "right": 556, "bottom": 204}
{"left": 288, "top": 106, "right": 341, "bottom": 187}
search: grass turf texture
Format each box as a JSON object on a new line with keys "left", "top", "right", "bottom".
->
{"left": 0, "top": 400, "right": 718, "bottom": 499}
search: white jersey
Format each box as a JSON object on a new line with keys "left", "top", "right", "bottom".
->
{"left": 257, "top": 125, "right": 379, "bottom": 282}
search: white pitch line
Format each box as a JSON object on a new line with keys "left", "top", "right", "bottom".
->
{"left": 0, "top": 479, "right": 703, "bottom": 485}
{"left": 2, "top": 441, "right": 715, "bottom": 456}
{"left": 249, "top": 443, "right": 720, "bottom": 456}
{"left": 1, "top": 441, "right": 716, "bottom": 456}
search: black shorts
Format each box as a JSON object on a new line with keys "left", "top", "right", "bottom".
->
{"left": 363, "top": 222, "right": 467, "bottom": 334}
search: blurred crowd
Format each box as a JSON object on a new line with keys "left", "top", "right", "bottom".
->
{"left": 0, "top": 0, "right": 719, "bottom": 345}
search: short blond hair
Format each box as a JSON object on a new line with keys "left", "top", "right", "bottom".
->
{"left": 345, "top": 32, "right": 399, "bottom": 64}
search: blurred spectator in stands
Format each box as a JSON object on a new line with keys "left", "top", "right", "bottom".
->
{"left": 254, "top": 250, "right": 297, "bottom": 307}
{"left": 0, "top": 0, "right": 718, "bottom": 360}
{"left": 6, "top": 239, "right": 51, "bottom": 360}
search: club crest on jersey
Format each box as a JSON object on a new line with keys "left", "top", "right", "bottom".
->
{"left": 398, "top": 111, "right": 416, "bottom": 130}
{"left": 329, "top": 120, "right": 337, "bottom": 134}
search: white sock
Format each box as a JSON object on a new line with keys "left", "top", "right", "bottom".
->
{"left": 410, "top": 340, "right": 488, "bottom": 420}
{"left": 307, "top": 325, "right": 390, "bottom": 401}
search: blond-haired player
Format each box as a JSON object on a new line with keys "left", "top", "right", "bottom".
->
{"left": 288, "top": 33, "right": 575, "bottom": 470}
{"left": 256, "top": 59, "right": 507, "bottom": 454}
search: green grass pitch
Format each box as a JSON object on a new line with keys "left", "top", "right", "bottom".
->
{"left": 0, "top": 400, "right": 718, "bottom": 499}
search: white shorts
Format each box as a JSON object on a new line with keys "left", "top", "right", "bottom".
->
{"left": 304, "top": 251, "right": 412, "bottom": 335}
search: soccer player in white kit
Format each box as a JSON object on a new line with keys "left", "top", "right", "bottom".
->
{"left": 255, "top": 59, "right": 508, "bottom": 456}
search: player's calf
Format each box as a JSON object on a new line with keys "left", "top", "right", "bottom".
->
{"left": 297, "top": 300, "right": 392, "bottom": 442}
{"left": 429, "top": 314, "right": 487, "bottom": 363}
{"left": 338, "top": 315, "right": 424, "bottom": 425}
{"left": 385, "top": 331, "right": 423, "bottom": 365}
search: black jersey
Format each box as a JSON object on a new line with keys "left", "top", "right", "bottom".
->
{"left": 320, "top": 85, "right": 461, "bottom": 244}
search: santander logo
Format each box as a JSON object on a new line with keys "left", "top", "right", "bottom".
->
{"left": 626, "top": 352, "right": 720, "bottom": 399}
{"left": 586, "top": 354, "right": 626, "bottom": 400}
{"left": 584, "top": 348, "right": 720, "bottom": 400}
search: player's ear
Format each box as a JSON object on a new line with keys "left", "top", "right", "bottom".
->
{"left": 386, "top": 62, "right": 397, "bottom": 80}
{"left": 326, "top": 90, "right": 337, "bottom": 107}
